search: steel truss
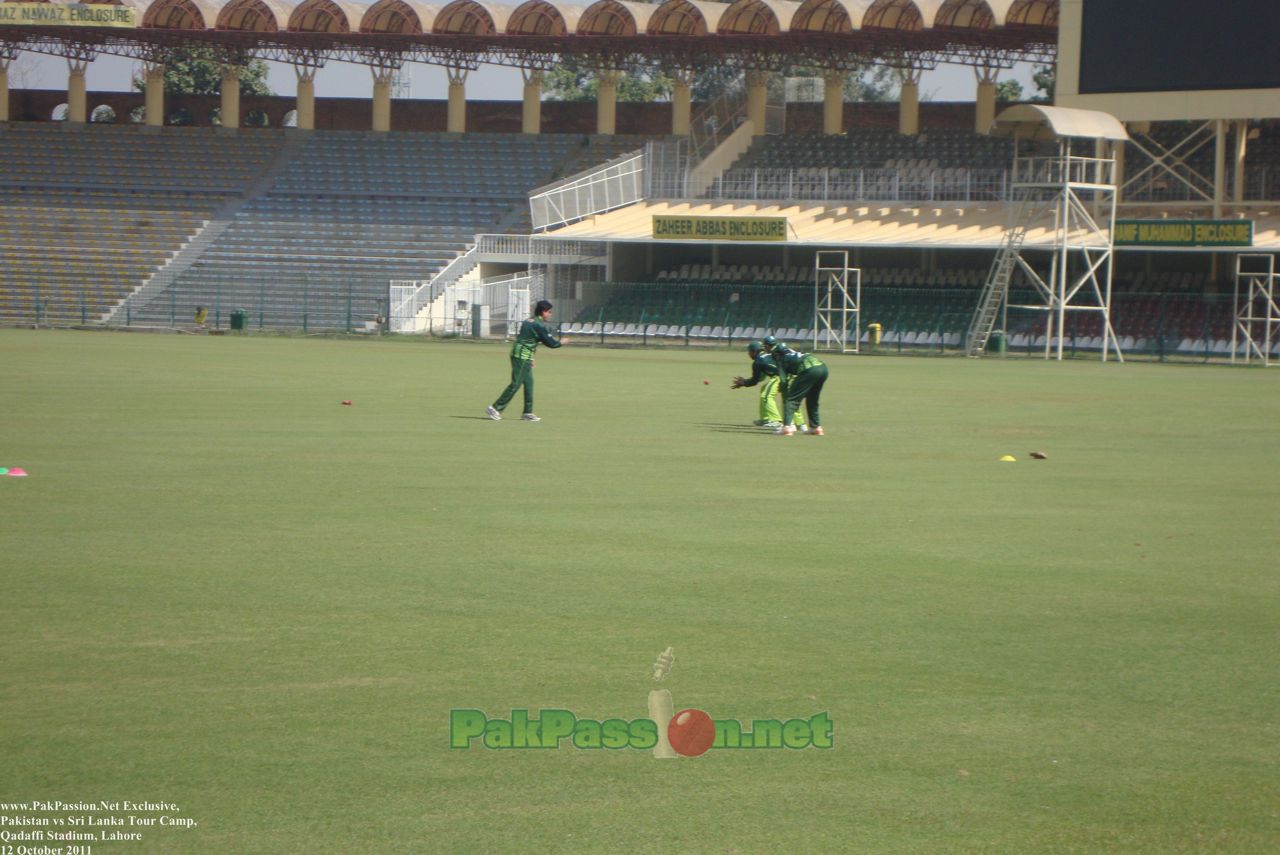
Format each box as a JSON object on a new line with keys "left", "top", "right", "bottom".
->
{"left": 1232, "top": 254, "right": 1279, "bottom": 366}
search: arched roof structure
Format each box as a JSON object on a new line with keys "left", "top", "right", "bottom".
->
{"left": 934, "top": 0, "right": 993, "bottom": 29}
{"left": 577, "top": 1, "right": 653, "bottom": 36}
{"left": 217, "top": 0, "right": 292, "bottom": 31}
{"left": 861, "top": 0, "right": 922, "bottom": 31}
{"left": 507, "top": 0, "right": 577, "bottom": 35}
{"left": 647, "top": 0, "right": 727, "bottom": 36}
{"left": 289, "top": 0, "right": 365, "bottom": 32}
{"left": 361, "top": 0, "right": 439, "bottom": 34}
{"left": 433, "top": 0, "right": 501, "bottom": 34}
{"left": 142, "top": 0, "right": 218, "bottom": 29}
{"left": 0, "top": 0, "right": 1060, "bottom": 70}
{"left": 718, "top": 0, "right": 799, "bottom": 35}
{"left": 1005, "top": 0, "right": 1055, "bottom": 26}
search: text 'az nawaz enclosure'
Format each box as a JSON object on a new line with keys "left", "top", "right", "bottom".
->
{"left": 0, "top": 800, "right": 198, "bottom": 853}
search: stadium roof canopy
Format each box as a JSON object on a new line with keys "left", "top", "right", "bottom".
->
{"left": 0, "top": 0, "right": 1058, "bottom": 70}
{"left": 990, "top": 104, "right": 1128, "bottom": 142}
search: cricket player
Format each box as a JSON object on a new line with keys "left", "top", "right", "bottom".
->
{"left": 486, "top": 299, "right": 561, "bottom": 422}
{"left": 731, "top": 341, "right": 806, "bottom": 431}
{"left": 771, "top": 345, "right": 828, "bottom": 436}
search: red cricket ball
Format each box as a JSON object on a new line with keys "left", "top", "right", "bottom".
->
{"left": 667, "top": 708, "right": 715, "bottom": 757}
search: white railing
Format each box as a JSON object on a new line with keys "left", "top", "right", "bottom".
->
{"left": 529, "top": 151, "right": 645, "bottom": 231}
{"left": 1012, "top": 154, "right": 1115, "bottom": 187}
{"left": 709, "top": 167, "right": 1011, "bottom": 202}
{"left": 387, "top": 245, "right": 478, "bottom": 332}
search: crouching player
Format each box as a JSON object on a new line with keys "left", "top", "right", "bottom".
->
{"left": 731, "top": 341, "right": 806, "bottom": 431}
{"left": 771, "top": 344, "right": 828, "bottom": 436}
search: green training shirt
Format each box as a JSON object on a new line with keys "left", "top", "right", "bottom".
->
{"left": 510, "top": 317, "right": 562, "bottom": 361}
{"left": 774, "top": 349, "right": 824, "bottom": 378}
{"left": 740, "top": 352, "right": 780, "bottom": 387}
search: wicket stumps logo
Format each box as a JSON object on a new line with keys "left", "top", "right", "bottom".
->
{"left": 449, "top": 647, "right": 834, "bottom": 756}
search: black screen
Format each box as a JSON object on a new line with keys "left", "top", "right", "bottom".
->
{"left": 1078, "top": 0, "right": 1280, "bottom": 94}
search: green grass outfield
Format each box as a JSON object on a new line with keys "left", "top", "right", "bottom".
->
{"left": 1, "top": 329, "right": 1277, "bottom": 854}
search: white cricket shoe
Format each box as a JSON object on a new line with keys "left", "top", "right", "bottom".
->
{"left": 762, "top": 421, "right": 783, "bottom": 429}
{"left": 522, "top": 413, "right": 541, "bottom": 422}
{"left": 485, "top": 406, "right": 501, "bottom": 420}
{"left": 774, "top": 425, "right": 797, "bottom": 436}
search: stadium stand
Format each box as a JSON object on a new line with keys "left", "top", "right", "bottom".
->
{"left": 0, "top": 124, "right": 283, "bottom": 325}
{"left": 126, "top": 133, "right": 644, "bottom": 330}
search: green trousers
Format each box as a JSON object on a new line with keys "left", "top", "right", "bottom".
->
{"left": 493, "top": 356, "right": 534, "bottom": 414}
{"left": 783, "top": 364, "right": 828, "bottom": 428}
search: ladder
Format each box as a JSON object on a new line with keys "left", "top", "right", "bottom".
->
{"left": 965, "top": 188, "right": 1037, "bottom": 356}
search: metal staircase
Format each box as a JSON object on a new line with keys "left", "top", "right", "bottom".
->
{"left": 965, "top": 188, "right": 1037, "bottom": 356}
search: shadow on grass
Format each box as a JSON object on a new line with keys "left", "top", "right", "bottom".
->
{"left": 699, "top": 422, "right": 773, "bottom": 434}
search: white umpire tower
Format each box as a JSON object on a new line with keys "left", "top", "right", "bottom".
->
{"left": 1232, "top": 254, "right": 1279, "bottom": 365}
{"left": 813, "top": 250, "right": 860, "bottom": 353}
{"left": 967, "top": 105, "right": 1130, "bottom": 361}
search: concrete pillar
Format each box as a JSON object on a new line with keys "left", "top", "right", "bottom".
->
{"left": 898, "top": 68, "right": 921, "bottom": 136}
{"left": 746, "top": 70, "right": 768, "bottom": 136}
{"left": 295, "top": 66, "right": 316, "bottom": 130}
{"left": 975, "top": 67, "right": 998, "bottom": 134}
{"left": 672, "top": 71, "right": 692, "bottom": 136}
{"left": 0, "top": 59, "right": 9, "bottom": 123}
{"left": 822, "top": 70, "right": 844, "bottom": 135}
{"left": 1233, "top": 120, "right": 1248, "bottom": 202}
{"left": 371, "top": 68, "right": 393, "bottom": 132}
{"left": 447, "top": 66, "right": 467, "bottom": 133}
{"left": 220, "top": 66, "right": 240, "bottom": 129}
{"left": 596, "top": 70, "right": 619, "bottom": 135}
{"left": 67, "top": 59, "right": 88, "bottom": 124}
{"left": 144, "top": 63, "right": 165, "bottom": 127}
{"left": 521, "top": 69, "right": 542, "bottom": 134}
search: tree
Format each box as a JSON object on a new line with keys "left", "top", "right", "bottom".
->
{"left": 845, "top": 66, "right": 897, "bottom": 102}
{"left": 544, "top": 57, "right": 672, "bottom": 102}
{"left": 133, "top": 47, "right": 272, "bottom": 97}
{"left": 1032, "top": 65, "right": 1055, "bottom": 102}
{"left": 995, "top": 79, "right": 1024, "bottom": 103}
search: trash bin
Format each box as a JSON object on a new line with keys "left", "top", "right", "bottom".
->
{"left": 868, "top": 322, "right": 882, "bottom": 348}
{"left": 987, "top": 330, "right": 1006, "bottom": 354}
{"left": 230, "top": 309, "right": 248, "bottom": 331}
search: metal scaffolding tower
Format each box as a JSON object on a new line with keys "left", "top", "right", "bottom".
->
{"left": 1232, "top": 253, "right": 1279, "bottom": 365}
{"left": 813, "top": 250, "right": 860, "bottom": 353}
{"left": 970, "top": 105, "right": 1131, "bottom": 361}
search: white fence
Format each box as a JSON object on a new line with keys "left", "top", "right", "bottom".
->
{"left": 529, "top": 152, "right": 645, "bottom": 231}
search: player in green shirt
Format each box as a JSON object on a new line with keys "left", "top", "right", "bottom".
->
{"left": 731, "top": 341, "right": 806, "bottom": 431}
{"left": 486, "top": 299, "right": 562, "bottom": 422}
{"left": 766, "top": 339, "right": 828, "bottom": 436}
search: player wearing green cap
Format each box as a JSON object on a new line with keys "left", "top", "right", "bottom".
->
{"left": 772, "top": 345, "right": 828, "bottom": 436}
{"left": 731, "top": 341, "right": 806, "bottom": 430}
{"left": 486, "top": 299, "right": 561, "bottom": 422}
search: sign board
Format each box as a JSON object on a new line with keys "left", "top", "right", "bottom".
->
{"left": 1113, "top": 219, "right": 1253, "bottom": 247}
{"left": 0, "top": 4, "right": 138, "bottom": 28}
{"left": 653, "top": 215, "right": 788, "bottom": 242}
